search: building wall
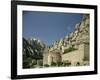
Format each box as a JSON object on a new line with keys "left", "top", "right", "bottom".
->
{"left": 62, "top": 43, "right": 89, "bottom": 66}
{"left": 43, "top": 43, "right": 89, "bottom": 66}
{"left": 43, "top": 53, "right": 49, "bottom": 65}
{"left": 48, "top": 52, "right": 61, "bottom": 65}
{"left": 84, "top": 43, "right": 90, "bottom": 61}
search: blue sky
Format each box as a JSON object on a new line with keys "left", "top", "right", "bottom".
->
{"left": 23, "top": 11, "right": 83, "bottom": 45}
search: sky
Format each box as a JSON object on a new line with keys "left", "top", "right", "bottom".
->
{"left": 23, "top": 11, "right": 83, "bottom": 45}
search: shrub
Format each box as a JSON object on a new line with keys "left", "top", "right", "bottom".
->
{"left": 32, "top": 59, "right": 37, "bottom": 65}
{"left": 57, "top": 62, "right": 63, "bottom": 67}
{"left": 51, "top": 62, "right": 56, "bottom": 66}
{"left": 63, "top": 47, "right": 77, "bottom": 54}
{"left": 44, "top": 64, "right": 49, "bottom": 67}
{"left": 23, "top": 57, "right": 32, "bottom": 68}
{"left": 38, "top": 60, "right": 43, "bottom": 66}
{"left": 62, "top": 60, "right": 71, "bottom": 66}
{"left": 66, "top": 62, "right": 71, "bottom": 66}
{"left": 76, "top": 62, "right": 80, "bottom": 66}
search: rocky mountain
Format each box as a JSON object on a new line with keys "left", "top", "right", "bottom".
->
{"left": 23, "top": 38, "right": 45, "bottom": 68}
{"left": 23, "top": 38, "right": 45, "bottom": 58}
{"left": 48, "top": 14, "right": 90, "bottom": 53}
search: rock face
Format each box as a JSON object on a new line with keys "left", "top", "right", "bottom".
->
{"left": 51, "top": 14, "right": 89, "bottom": 50}
{"left": 43, "top": 14, "right": 90, "bottom": 66}
{"left": 23, "top": 38, "right": 45, "bottom": 68}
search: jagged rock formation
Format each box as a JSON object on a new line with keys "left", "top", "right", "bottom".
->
{"left": 23, "top": 38, "right": 45, "bottom": 68}
{"left": 49, "top": 14, "right": 89, "bottom": 52}
{"left": 43, "top": 14, "right": 90, "bottom": 66}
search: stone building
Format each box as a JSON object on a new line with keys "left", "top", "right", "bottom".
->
{"left": 43, "top": 49, "right": 62, "bottom": 66}
{"left": 62, "top": 42, "right": 89, "bottom": 66}
{"left": 43, "top": 41, "right": 89, "bottom": 66}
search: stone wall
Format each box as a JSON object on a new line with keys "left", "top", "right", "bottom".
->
{"left": 84, "top": 43, "right": 89, "bottom": 61}
{"left": 43, "top": 53, "right": 49, "bottom": 65}
{"left": 43, "top": 50, "right": 62, "bottom": 66}
{"left": 62, "top": 43, "right": 89, "bottom": 66}
{"left": 48, "top": 51, "right": 61, "bottom": 65}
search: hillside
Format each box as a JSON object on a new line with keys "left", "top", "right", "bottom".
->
{"left": 23, "top": 38, "right": 45, "bottom": 68}
{"left": 48, "top": 14, "right": 89, "bottom": 53}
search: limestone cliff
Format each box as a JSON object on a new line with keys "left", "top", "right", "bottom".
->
{"left": 48, "top": 14, "right": 90, "bottom": 53}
